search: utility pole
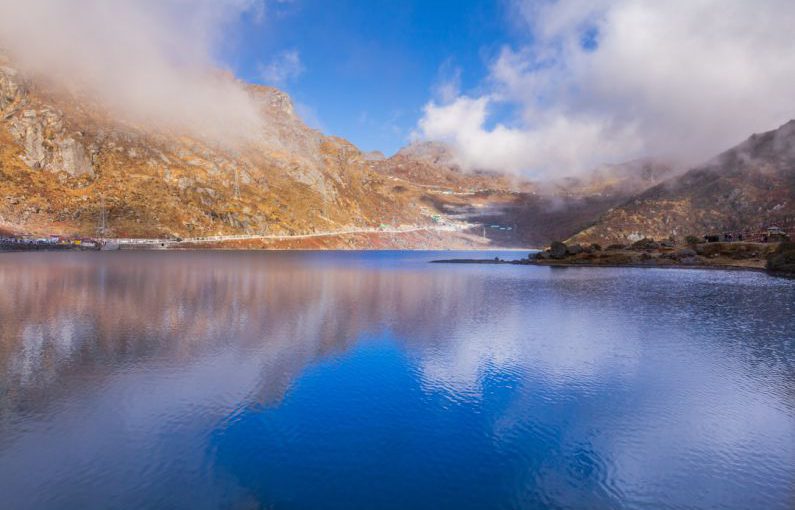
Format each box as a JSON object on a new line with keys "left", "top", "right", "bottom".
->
{"left": 96, "top": 194, "right": 108, "bottom": 239}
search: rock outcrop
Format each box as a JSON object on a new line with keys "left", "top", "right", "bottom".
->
{"left": 1, "top": 67, "right": 95, "bottom": 179}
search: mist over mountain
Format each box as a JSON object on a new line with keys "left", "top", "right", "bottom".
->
{"left": 0, "top": 52, "right": 443, "bottom": 242}
{"left": 0, "top": 0, "right": 266, "bottom": 145}
{"left": 0, "top": 1, "right": 793, "bottom": 249}
{"left": 570, "top": 120, "right": 795, "bottom": 244}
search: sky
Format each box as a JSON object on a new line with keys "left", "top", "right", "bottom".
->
{"left": 2, "top": 0, "right": 795, "bottom": 178}
{"left": 226, "top": 0, "right": 520, "bottom": 156}
{"left": 227, "top": 0, "right": 795, "bottom": 174}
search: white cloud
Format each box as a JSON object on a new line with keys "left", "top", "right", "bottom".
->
{"left": 259, "top": 49, "right": 304, "bottom": 87}
{"left": 0, "top": 0, "right": 267, "bottom": 145}
{"left": 417, "top": 0, "right": 795, "bottom": 177}
{"left": 432, "top": 59, "right": 463, "bottom": 104}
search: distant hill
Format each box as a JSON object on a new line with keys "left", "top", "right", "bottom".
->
{"left": 373, "top": 143, "right": 675, "bottom": 247}
{"left": 570, "top": 120, "right": 795, "bottom": 245}
{"left": 372, "top": 141, "right": 523, "bottom": 191}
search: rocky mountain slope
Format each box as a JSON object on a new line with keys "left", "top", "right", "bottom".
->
{"left": 371, "top": 143, "right": 676, "bottom": 247}
{"left": 0, "top": 51, "right": 705, "bottom": 249}
{"left": 0, "top": 53, "right": 446, "bottom": 242}
{"left": 570, "top": 120, "right": 795, "bottom": 245}
{"left": 371, "top": 141, "right": 528, "bottom": 193}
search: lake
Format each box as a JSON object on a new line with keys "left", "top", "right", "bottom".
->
{"left": 0, "top": 251, "right": 793, "bottom": 509}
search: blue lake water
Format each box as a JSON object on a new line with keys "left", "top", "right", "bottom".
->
{"left": 0, "top": 251, "right": 793, "bottom": 509}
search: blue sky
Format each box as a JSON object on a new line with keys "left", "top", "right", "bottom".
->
{"left": 201, "top": 0, "right": 795, "bottom": 175}
{"left": 5, "top": 1, "right": 792, "bottom": 176}
{"left": 225, "top": 0, "right": 522, "bottom": 155}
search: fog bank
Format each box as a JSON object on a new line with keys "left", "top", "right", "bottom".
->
{"left": 0, "top": 0, "right": 266, "bottom": 145}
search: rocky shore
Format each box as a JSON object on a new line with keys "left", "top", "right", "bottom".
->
{"left": 532, "top": 239, "right": 778, "bottom": 271}
{"left": 0, "top": 240, "right": 96, "bottom": 252}
{"left": 433, "top": 238, "right": 795, "bottom": 276}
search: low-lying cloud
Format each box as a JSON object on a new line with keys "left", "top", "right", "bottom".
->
{"left": 0, "top": 0, "right": 266, "bottom": 145}
{"left": 417, "top": 0, "right": 795, "bottom": 177}
{"left": 260, "top": 49, "right": 304, "bottom": 87}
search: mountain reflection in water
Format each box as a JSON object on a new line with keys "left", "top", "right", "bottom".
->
{"left": 0, "top": 251, "right": 793, "bottom": 509}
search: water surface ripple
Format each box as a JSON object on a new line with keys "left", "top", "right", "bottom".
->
{"left": 0, "top": 251, "right": 793, "bottom": 509}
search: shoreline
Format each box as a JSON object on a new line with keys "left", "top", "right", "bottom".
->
{"left": 431, "top": 257, "right": 769, "bottom": 273}
{"left": 433, "top": 240, "right": 795, "bottom": 277}
{"left": 1, "top": 245, "right": 538, "bottom": 254}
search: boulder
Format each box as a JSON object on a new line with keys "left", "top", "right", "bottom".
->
{"left": 549, "top": 241, "right": 568, "bottom": 259}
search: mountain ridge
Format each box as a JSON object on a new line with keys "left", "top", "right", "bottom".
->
{"left": 3, "top": 51, "right": 791, "bottom": 250}
{"left": 569, "top": 120, "right": 795, "bottom": 244}
{"left": 0, "top": 54, "right": 449, "bottom": 243}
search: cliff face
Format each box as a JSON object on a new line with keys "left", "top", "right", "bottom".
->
{"left": 0, "top": 55, "right": 431, "bottom": 239}
{"left": 569, "top": 121, "right": 795, "bottom": 244}
{"left": 0, "top": 65, "right": 94, "bottom": 179}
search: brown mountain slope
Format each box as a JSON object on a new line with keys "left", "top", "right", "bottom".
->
{"left": 0, "top": 52, "right": 681, "bottom": 249}
{"left": 371, "top": 141, "right": 528, "bottom": 193}
{"left": 0, "top": 55, "right": 442, "bottom": 240}
{"left": 373, "top": 144, "right": 675, "bottom": 247}
{"left": 570, "top": 120, "right": 795, "bottom": 245}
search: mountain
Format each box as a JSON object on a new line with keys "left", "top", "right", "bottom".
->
{"left": 569, "top": 120, "right": 795, "bottom": 244}
{"left": 372, "top": 141, "right": 525, "bottom": 191}
{"left": 0, "top": 52, "right": 703, "bottom": 250}
{"left": 372, "top": 144, "right": 676, "bottom": 247}
{"left": 0, "top": 53, "right": 476, "bottom": 247}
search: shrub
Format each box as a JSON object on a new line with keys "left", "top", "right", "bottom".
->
{"left": 549, "top": 241, "right": 568, "bottom": 259}
{"left": 767, "top": 242, "right": 795, "bottom": 274}
{"left": 630, "top": 238, "right": 660, "bottom": 250}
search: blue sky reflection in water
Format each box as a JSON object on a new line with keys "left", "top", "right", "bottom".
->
{"left": 0, "top": 251, "right": 793, "bottom": 509}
